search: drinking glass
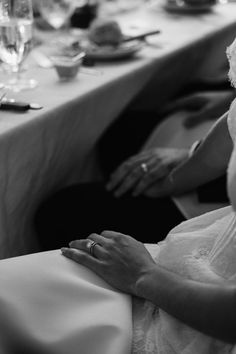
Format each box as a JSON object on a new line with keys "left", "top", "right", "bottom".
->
{"left": 37, "top": 0, "right": 76, "bottom": 31}
{"left": 0, "top": 0, "right": 37, "bottom": 92}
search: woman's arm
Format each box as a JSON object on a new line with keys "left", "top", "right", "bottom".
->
{"left": 136, "top": 264, "right": 236, "bottom": 343}
{"left": 144, "top": 111, "right": 233, "bottom": 198}
{"left": 63, "top": 230, "right": 236, "bottom": 344}
{"left": 106, "top": 108, "right": 233, "bottom": 198}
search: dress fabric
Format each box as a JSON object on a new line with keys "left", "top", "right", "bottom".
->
{"left": 131, "top": 41, "right": 236, "bottom": 353}
{"left": 131, "top": 42, "right": 236, "bottom": 352}
{"left": 132, "top": 207, "right": 236, "bottom": 354}
{"left": 0, "top": 251, "right": 132, "bottom": 354}
{"left": 1, "top": 43, "right": 236, "bottom": 354}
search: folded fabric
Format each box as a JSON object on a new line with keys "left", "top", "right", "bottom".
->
{"left": 0, "top": 250, "right": 132, "bottom": 354}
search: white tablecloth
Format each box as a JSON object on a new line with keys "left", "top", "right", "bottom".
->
{"left": 0, "top": 2, "right": 236, "bottom": 258}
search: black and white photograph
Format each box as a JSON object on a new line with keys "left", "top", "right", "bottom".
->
{"left": 0, "top": 0, "right": 236, "bottom": 352}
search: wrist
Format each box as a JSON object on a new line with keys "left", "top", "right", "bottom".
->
{"left": 135, "top": 265, "right": 157, "bottom": 299}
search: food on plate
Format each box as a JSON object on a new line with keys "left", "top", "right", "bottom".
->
{"left": 88, "top": 18, "right": 123, "bottom": 46}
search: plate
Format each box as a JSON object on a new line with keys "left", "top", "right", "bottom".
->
{"left": 163, "top": 0, "right": 215, "bottom": 13}
{"left": 82, "top": 40, "right": 144, "bottom": 61}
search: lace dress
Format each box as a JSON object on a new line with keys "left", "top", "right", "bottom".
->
{"left": 132, "top": 207, "right": 236, "bottom": 354}
{"left": 131, "top": 39, "right": 236, "bottom": 354}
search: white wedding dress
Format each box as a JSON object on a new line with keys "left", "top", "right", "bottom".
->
{"left": 131, "top": 39, "right": 236, "bottom": 354}
{"left": 0, "top": 251, "right": 132, "bottom": 354}
{"left": 1, "top": 41, "right": 236, "bottom": 354}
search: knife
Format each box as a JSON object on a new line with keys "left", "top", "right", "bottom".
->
{"left": 123, "top": 29, "right": 161, "bottom": 42}
{"left": 0, "top": 99, "right": 43, "bottom": 111}
{"left": 69, "top": 29, "right": 161, "bottom": 49}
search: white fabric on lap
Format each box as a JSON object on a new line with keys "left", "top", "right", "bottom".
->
{"left": 0, "top": 250, "right": 132, "bottom": 354}
{"left": 133, "top": 207, "right": 235, "bottom": 354}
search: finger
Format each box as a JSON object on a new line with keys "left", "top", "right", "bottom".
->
{"left": 61, "top": 247, "right": 101, "bottom": 272}
{"left": 126, "top": 153, "right": 157, "bottom": 171}
{"left": 87, "top": 233, "right": 110, "bottom": 247}
{"left": 106, "top": 161, "right": 133, "bottom": 191}
{"left": 132, "top": 152, "right": 173, "bottom": 196}
{"left": 132, "top": 165, "right": 161, "bottom": 196}
{"left": 113, "top": 165, "right": 144, "bottom": 197}
{"left": 142, "top": 155, "right": 168, "bottom": 179}
{"left": 69, "top": 237, "right": 105, "bottom": 259}
{"left": 69, "top": 239, "right": 91, "bottom": 252}
{"left": 106, "top": 154, "right": 151, "bottom": 191}
{"left": 101, "top": 230, "right": 128, "bottom": 239}
{"left": 130, "top": 149, "right": 154, "bottom": 161}
{"left": 148, "top": 155, "right": 173, "bottom": 179}
{"left": 117, "top": 156, "right": 161, "bottom": 197}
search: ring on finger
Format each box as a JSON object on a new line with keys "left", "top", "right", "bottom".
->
{"left": 86, "top": 240, "right": 99, "bottom": 257}
{"left": 141, "top": 163, "right": 148, "bottom": 173}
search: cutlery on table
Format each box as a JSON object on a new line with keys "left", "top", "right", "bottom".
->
{"left": 69, "top": 29, "right": 161, "bottom": 49}
{"left": 123, "top": 29, "right": 161, "bottom": 42}
{"left": 0, "top": 97, "right": 43, "bottom": 111}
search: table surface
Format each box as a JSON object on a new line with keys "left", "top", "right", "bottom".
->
{"left": 1, "top": 1, "right": 236, "bottom": 258}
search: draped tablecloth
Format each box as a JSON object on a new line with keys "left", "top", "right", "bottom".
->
{"left": 0, "top": 2, "right": 236, "bottom": 258}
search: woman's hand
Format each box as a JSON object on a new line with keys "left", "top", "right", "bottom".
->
{"left": 61, "top": 230, "right": 156, "bottom": 295}
{"left": 106, "top": 147, "right": 188, "bottom": 198}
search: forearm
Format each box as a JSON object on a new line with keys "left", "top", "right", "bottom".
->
{"left": 169, "top": 112, "right": 233, "bottom": 195}
{"left": 136, "top": 264, "right": 236, "bottom": 343}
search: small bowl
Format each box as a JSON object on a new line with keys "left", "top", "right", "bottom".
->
{"left": 50, "top": 52, "right": 85, "bottom": 81}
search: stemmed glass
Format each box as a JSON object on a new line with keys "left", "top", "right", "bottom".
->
{"left": 37, "top": 0, "right": 76, "bottom": 31}
{"left": 0, "top": 0, "right": 37, "bottom": 92}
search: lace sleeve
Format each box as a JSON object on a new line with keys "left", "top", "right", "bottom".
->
{"left": 226, "top": 37, "right": 236, "bottom": 88}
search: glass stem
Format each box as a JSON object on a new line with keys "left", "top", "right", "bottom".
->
{"left": 12, "top": 64, "right": 21, "bottom": 82}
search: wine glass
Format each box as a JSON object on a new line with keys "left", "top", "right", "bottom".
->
{"left": 0, "top": 0, "right": 38, "bottom": 92}
{"left": 37, "top": 0, "right": 76, "bottom": 31}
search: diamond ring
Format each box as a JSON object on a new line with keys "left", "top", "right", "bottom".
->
{"left": 141, "top": 163, "right": 148, "bottom": 173}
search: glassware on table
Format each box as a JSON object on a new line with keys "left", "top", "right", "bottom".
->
{"left": 50, "top": 51, "right": 85, "bottom": 80}
{"left": 37, "top": 0, "right": 76, "bottom": 31}
{"left": 0, "top": 0, "right": 38, "bottom": 92}
{"left": 70, "top": 0, "right": 99, "bottom": 29}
